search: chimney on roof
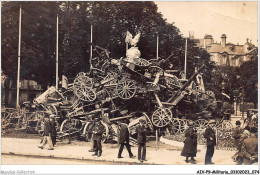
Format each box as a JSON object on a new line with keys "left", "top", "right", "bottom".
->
{"left": 204, "top": 34, "right": 213, "bottom": 48}
{"left": 221, "top": 34, "right": 227, "bottom": 47}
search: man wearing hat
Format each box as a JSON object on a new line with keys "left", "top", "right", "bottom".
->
{"left": 203, "top": 119, "right": 216, "bottom": 164}
{"left": 240, "top": 127, "right": 258, "bottom": 165}
{"left": 38, "top": 115, "right": 54, "bottom": 150}
{"left": 232, "top": 120, "right": 243, "bottom": 149}
{"left": 92, "top": 117, "right": 105, "bottom": 157}
{"left": 181, "top": 121, "right": 197, "bottom": 164}
{"left": 136, "top": 118, "right": 147, "bottom": 163}
{"left": 117, "top": 119, "right": 135, "bottom": 159}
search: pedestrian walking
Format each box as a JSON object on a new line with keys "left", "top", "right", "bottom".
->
{"left": 50, "top": 115, "right": 57, "bottom": 146}
{"left": 38, "top": 115, "right": 54, "bottom": 150}
{"left": 240, "top": 127, "right": 258, "bottom": 165}
{"left": 232, "top": 120, "right": 242, "bottom": 149}
{"left": 92, "top": 117, "right": 105, "bottom": 157}
{"left": 117, "top": 119, "right": 135, "bottom": 159}
{"left": 136, "top": 118, "right": 147, "bottom": 163}
{"left": 181, "top": 121, "right": 197, "bottom": 164}
{"left": 203, "top": 119, "right": 216, "bottom": 165}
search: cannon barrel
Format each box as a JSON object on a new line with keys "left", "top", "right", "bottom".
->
{"left": 109, "top": 114, "right": 134, "bottom": 122}
{"left": 167, "top": 64, "right": 206, "bottom": 103}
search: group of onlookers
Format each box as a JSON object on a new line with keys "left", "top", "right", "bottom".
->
{"left": 37, "top": 113, "right": 257, "bottom": 165}
{"left": 181, "top": 119, "right": 216, "bottom": 164}
{"left": 181, "top": 119, "right": 258, "bottom": 165}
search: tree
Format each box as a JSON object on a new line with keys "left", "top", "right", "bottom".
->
{"left": 2, "top": 1, "right": 214, "bottom": 91}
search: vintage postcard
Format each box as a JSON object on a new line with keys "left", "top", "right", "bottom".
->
{"left": 1, "top": 1, "right": 258, "bottom": 174}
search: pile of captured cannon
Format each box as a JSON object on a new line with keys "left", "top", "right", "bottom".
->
{"left": 2, "top": 33, "right": 231, "bottom": 145}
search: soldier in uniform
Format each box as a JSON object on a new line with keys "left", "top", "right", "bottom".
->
{"left": 117, "top": 119, "right": 135, "bottom": 159}
{"left": 92, "top": 117, "right": 105, "bottom": 157}
{"left": 136, "top": 119, "right": 147, "bottom": 163}
{"left": 240, "top": 127, "right": 258, "bottom": 165}
{"left": 232, "top": 120, "right": 243, "bottom": 149}
{"left": 181, "top": 121, "right": 197, "bottom": 164}
{"left": 203, "top": 119, "right": 216, "bottom": 165}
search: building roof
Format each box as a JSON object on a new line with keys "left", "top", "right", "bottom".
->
{"left": 207, "top": 42, "right": 256, "bottom": 55}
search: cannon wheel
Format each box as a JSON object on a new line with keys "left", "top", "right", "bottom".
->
{"left": 46, "top": 104, "right": 58, "bottom": 117}
{"left": 75, "top": 88, "right": 97, "bottom": 102}
{"left": 194, "top": 119, "right": 208, "bottom": 144}
{"left": 116, "top": 79, "right": 137, "bottom": 100}
{"left": 82, "top": 121, "right": 109, "bottom": 143}
{"left": 135, "top": 58, "right": 151, "bottom": 67}
{"left": 152, "top": 107, "right": 172, "bottom": 127}
{"left": 179, "top": 119, "right": 189, "bottom": 134}
{"left": 82, "top": 122, "right": 94, "bottom": 141}
{"left": 16, "top": 112, "right": 33, "bottom": 129}
{"left": 60, "top": 119, "right": 83, "bottom": 133}
{"left": 73, "top": 72, "right": 93, "bottom": 90}
{"left": 168, "top": 118, "right": 180, "bottom": 134}
{"left": 35, "top": 113, "right": 45, "bottom": 134}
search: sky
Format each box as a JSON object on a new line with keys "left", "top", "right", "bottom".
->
{"left": 155, "top": 1, "right": 258, "bottom": 45}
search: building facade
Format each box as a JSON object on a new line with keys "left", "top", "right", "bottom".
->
{"left": 191, "top": 34, "right": 258, "bottom": 67}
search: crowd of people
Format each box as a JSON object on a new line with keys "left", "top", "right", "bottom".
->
{"left": 37, "top": 112, "right": 258, "bottom": 165}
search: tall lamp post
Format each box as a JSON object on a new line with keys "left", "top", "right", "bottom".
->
{"left": 55, "top": 14, "right": 59, "bottom": 90}
{"left": 16, "top": 5, "right": 22, "bottom": 109}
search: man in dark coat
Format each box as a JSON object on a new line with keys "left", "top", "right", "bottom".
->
{"left": 240, "top": 127, "right": 258, "bottom": 165}
{"left": 136, "top": 118, "right": 147, "bottom": 163}
{"left": 117, "top": 119, "right": 135, "bottom": 159}
{"left": 203, "top": 119, "right": 216, "bottom": 165}
{"left": 232, "top": 120, "right": 242, "bottom": 149}
{"left": 92, "top": 118, "right": 105, "bottom": 157}
{"left": 181, "top": 121, "right": 197, "bottom": 164}
{"left": 38, "top": 116, "right": 54, "bottom": 150}
{"left": 50, "top": 116, "right": 57, "bottom": 146}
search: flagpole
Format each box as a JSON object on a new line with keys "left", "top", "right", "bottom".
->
{"left": 156, "top": 32, "right": 159, "bottom": 60}
{"left": 56, "top": 14, "right": 59, "bottom": 89}
{"left": 16, "top": 5, "right": 22, "bottom": 109}
{"left": 90, "top": 24, "right": 93, "bottom": 62}
{"left": 184, "top": 38, "right": 188, "bottom": 79}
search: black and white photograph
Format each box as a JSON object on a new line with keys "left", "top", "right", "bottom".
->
{"left": 1, "top": 1, "right": 259, "bottom": 174}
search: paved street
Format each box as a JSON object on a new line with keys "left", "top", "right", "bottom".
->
{"left": 1, "top": 137, "right": 237, "bottom": 165}
{"left": 1, "top": 154, "right": 126, "bottom": 165}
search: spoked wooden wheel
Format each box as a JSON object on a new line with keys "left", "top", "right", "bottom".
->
{"left": 194, "top": 119, "right": 208, "bottom": 144}
{"left": 46, "top": 104, "right": 58, "bottom": 117}
{"left": 73, "top": 72, "right": 93, "bottom": 90}
{"left": 179, "top": 119, "right": 189, "bottom": 133}
{"left": 75, "top": 87, "right": 96, "bottom": 102}
{"left": 60, "top": 119, "right": 83, "bottom": 133}
{"left": 152, "top": 107, "right": 172, "bottom": 127}
{"left": 194, "top": 119, "right": 208, "bottom": 132}
{"left": 83, "top": 122, "right": 95, "bottom": 141}
{"left": 116, "top": 79, "right": 137, "bottom": 100}
{"left": 101, "top": 121, "right": 109, "bottom": 143}
{"left": 168, "top": 118, "right": 180, "bottom": 134}
{"left": 134, "top": 58, "right": 151, "bottom": 67}
{"left": 35, "top": 112, "right": 46, "bottom": 134}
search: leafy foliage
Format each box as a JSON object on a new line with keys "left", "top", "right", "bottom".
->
{"left": 2, "top": 1, "right": 213, "bottom": 90}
